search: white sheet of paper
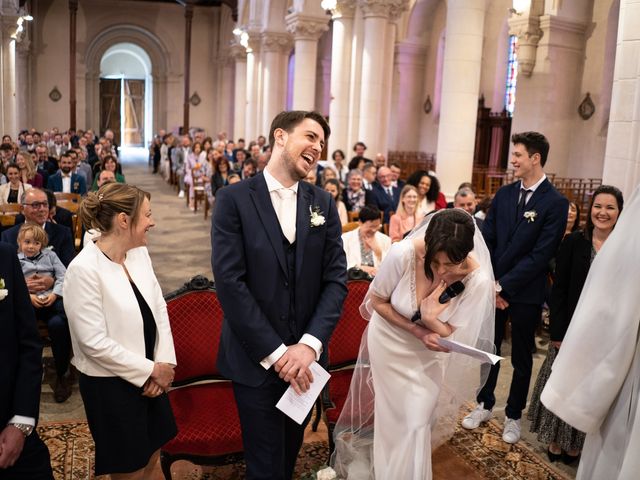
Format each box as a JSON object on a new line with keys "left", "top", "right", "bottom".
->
{"left": 276, "top": 361, "right": 331, "bottom": 425}
{"left": 438, "top": 338, "right": 503, "bottom": 365}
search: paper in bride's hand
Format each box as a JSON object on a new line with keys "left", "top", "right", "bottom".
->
{"left": 276, "top": 361, "right": 330, "bottom": 425}
{"left": 437, "top": 338, "right": 503, "bottom": 365}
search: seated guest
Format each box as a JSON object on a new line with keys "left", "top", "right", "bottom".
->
{"left": 1, "top": 188, "right": 75, "bottom": 267}
{"left": 406, "top": 170, "right": 446, "bottom": 213}
{"left": 389, "top": 185, "right": 423, "bottom": 242}
{"left": 342, "top": 169, "right": 373, "bottom": 213}
{"left": 0, "top": 241, "right": 54, "bottom": 479}
{"left": 91, "top": 155, "right": 125, "bottom": 190}
{"left": 341, "top": 205, "right": 391, "bottom": 277}
{"left": 361, "top": 162, "right": 377, "bottom": 191}
{"left": 564, "top": 201, "right": 581, "bottom": 238}
{"left": 350, "top": 141, "right": 371, "bottom": 165}
{"left": 17, "top": 223, "right": 72, "bottom": 403}
{"left": 91, "top": 169, "right": 116, "bottom": 191}
{"left": 325, "top": 149, "right": 348, "bottom": 185}
{"left": 389, "top": 162, "right": 405, "bottom": 190}
{"left": 453, "top": 187, "right": 483, "bottom": 229}
{"left": 0, "top": 163, "right": 32, "bottom": 204}
{"left": 370, "top": 166, "right": 400, "bottom": 223}
{"left": 46, "top": 153, "right": 87, "bottom": 195}
{"left": 324, "top": 178, "right": 348, "bottom": 225}
{"left": 16, "top": 151, "right": 44, "bottom": 188}
{"left": 240, "top": 158, "right": 257, "bottom": 180}
{"left": 211, "top": 155, "right": 231, "bottom": 196}
{"left": 35, "top": 143, "right": 58, "bottom": 185}
{"left": 64, "top": 183, "right": 177, "bottom": 478}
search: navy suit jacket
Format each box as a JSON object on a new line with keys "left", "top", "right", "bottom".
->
{"left": 370, "top": 183, "right": 400, "bottom": 223}
{"left": 1, "top": 221, "right": 75, "bottom": 267}
{"left": 0, "top": 242, "right": 43, "bottom": 426}
{"left": 212, "top": 173, "right": 347, "bottom": 387}
{"left": 482, "top": 179, "right": 568, "bottom": 305}
{"left": 46, "top": 171, "right": 87, "bottom": 195}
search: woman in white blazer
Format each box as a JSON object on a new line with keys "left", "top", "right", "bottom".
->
{"left": 341, "top": 204, "right": 392, "bottom": 277}
{"left": 0, "top": 163, "right": 32, "bottom": 204}
{"left": 63, "top": 182, "right": 176, "bottom": 479}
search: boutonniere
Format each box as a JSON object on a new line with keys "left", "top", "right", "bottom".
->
{"left": 309, "top": 206, "right": 326, "bottom": 227}
{"left": 524, "top": 210, "right": 537, "bottom": 223}
{"left": 45, "top": 245, "right": 54, "bottom": 251}
{"left": 73, "top": 181, "right": 79, "bottom": 191}
{"left": 0, "top": 278, "right": 7, "bottom": 301}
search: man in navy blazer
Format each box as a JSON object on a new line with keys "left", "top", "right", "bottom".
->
{"left": 212, "top": 111, "right": 347, "bottom": 480}
{"left": 45, "top": 153, "right": 87, "bottom": 196}
{"left": 0, "top": 242, "right": 54, "bottom": 478}
{"left": 370, "top": 166, "right": 400, "bottom": 223}
{"left": 462, "top": 132, "right": 568, "bottom": 444}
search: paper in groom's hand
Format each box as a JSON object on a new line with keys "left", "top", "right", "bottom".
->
{"left": 276, "top": 361, "right": 330, "bottom": 425}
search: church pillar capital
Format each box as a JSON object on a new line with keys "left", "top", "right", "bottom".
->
{"left": 260, "top": 31, "right": 293, "bottom": 54}
{"left": 229, "top": 41, "right": 247, "bottom": 62}
{"left": 359, "top": 0, "right": 408, "bottom": 20}
{"left": 508, "top": 14, "right": 542, "bottom": 77}
{"left": 285, "top": 14, "right": 329, "bottom": 42}
{"left": 331, "top": 0, "right": 357, "bottom": 20}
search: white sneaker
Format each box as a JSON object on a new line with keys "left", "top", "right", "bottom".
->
{"left": 502, "top": 417, "right": 521, "bottom": 444}
{"left": 461, "top": 403, "right": 492, "bottom": 430}
{"left": 178, "top": 190, "right": 185, "bottom": 198}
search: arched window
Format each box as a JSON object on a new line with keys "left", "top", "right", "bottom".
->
{"left": 504, "top": 35, "right": 518, "bottom": 116}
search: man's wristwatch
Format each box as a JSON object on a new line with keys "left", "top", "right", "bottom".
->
{"left": 9, "top": 423, "right": 34, "bottom": 437}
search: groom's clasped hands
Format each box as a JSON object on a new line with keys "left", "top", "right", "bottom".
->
{"left": 274, "top": 344, "right": 316, "bottom": 394}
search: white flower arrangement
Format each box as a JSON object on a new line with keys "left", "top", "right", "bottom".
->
{"left": 0, "top": 277, "right": 7, "bottom": 301}
{"left": 316, "top": 466, "right": 337, "bottom": 480}
{"left": 310, "top": 206, "right": 326, "bottom": 227}
{"left": 524, "top": 210, "right": 537, "bottom": 223}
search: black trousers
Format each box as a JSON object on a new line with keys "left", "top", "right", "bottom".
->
{"left": 35, "top": 299, "right": 71, "bottom": 377}
{"left": 477, "top": 302, "right": 541, "bottom": 420}
{"left": 233, "top": 373, "right": 310, "bottom": 480}
{"left": 0, "top": 431, "right": 53, "bottom": 480}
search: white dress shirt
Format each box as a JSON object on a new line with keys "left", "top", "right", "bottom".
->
{"left": 62, "top": 173, "right": 72, "bottom": 193}
{"left": 260, "top": 168, "right": 323, "bottom": 369}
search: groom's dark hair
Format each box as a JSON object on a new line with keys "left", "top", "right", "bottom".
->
{"left": 423, "top": 210, "right": 475, "bottom": 281}
{"left": 512, "top": 131, "right": 550, "bottom": 167}
{"left": 268, "top": 110, "right": 330, "bottom": 149}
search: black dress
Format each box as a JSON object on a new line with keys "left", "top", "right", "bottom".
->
{"left": 79, "top": 281, "right": 177, "bottom": 475}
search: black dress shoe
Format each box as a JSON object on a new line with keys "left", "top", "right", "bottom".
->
{"left": 562, "top": 452, "right": 581, "bottom": 465}
{"left": 54, "top": 376, "right": 72, "bottom": 403}
{"left": 546, "top": 448, "right": 562, "bottom": 462}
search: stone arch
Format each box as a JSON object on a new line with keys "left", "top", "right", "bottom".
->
{"left": 84, "top": 24, "right": 171, "bottom": 136}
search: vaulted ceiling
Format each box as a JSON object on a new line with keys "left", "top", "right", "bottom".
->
{"left": 124, "top": 0, "right": 237, "bottom": 20}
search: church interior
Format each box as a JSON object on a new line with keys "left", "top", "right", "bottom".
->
{"left": 0, "top": 0, "right": 638, "bottom": 478}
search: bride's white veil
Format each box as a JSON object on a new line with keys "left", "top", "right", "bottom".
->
{"left": 331, "top": 210, "right": 496, "bottom": 479}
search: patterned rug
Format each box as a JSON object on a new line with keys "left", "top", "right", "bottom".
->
{"left": 38, "top": 419, "right": 572, "bottom": 479}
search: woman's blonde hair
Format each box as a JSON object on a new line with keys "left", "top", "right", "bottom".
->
{"left": 17, "top": 222, "right": 49, "bottom": 249}
{"left": 16, "top": 151, "right": 37, "bottom": 180}
{"left": 395, "top": 184, "right": 421, "bottom": 221}
{"left": 78, "top": 182, "right": 150, "bottom": 233}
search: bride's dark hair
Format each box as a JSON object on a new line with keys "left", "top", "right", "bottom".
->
{"left": 423, "top": 209, "right": 475, "bottom": 280}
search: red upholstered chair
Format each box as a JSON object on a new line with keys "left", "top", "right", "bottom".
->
{"left": 160, "top": 276, "right": 243, "bottom": 479}
{"left": 322, "top": 279, "right": 371, "bottom": 452}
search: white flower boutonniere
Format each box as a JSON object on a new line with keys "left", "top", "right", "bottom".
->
{"left": 0, "top": 278, "right": 7, "bottom": 301}
{"left": 310, "top": 206, "right": 326, "bottom": 227}
{"left": 524, "top": 210, "right": 537, "bottom": 223}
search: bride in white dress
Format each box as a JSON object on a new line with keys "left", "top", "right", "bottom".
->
{"left": 332, "top": 209, "right": 495, "bottom": 479}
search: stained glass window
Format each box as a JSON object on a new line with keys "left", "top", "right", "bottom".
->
{"left": 504, "top": 35, "right": 518, "bottom": 116}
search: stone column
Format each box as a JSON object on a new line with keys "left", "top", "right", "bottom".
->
{"left": 392, "top": 41, "right": 427, "bottom": 151}
{"left": 357, "top": 0, "right": 408, "bottom": 157}
{"left": 435, "top": 0, "right": 487, "bottom": 198}
{"left": 230, "top": 42, "right": 247, "bottom": 141}
{"left": 245, "top": 32, "right": 261, "bottom": 142}
{"left": 602, "top": 0, "right": 640, "bottom": 197}
{"left": 260, "top": 31, "right": 292, "bottom": 136}
{"left": 285, "top": 13, "right": 329, "bottom": 111}
{"left": 14, "top": 38, "right": 29, "bottom": 130}
{"left": 1, "top": 15, "right": 18, "bottom": 136}
{"left": 327, "top": 0, "right": 356, "bottom": 155}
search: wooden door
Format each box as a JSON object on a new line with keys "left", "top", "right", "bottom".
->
{"left": 99, "top": 79, "right": 121, "bottom": 143}
{"left": 123, "top": 79, "right": 145, "bottom": 146}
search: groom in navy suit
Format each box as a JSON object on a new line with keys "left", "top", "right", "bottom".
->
{"left": 462, "top": 132, "right": 568, "bottom": 444}
{"left": 212, "top": 111, "right": 347, "bottom": 480}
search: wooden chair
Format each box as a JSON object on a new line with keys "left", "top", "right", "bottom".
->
{"left": 347, "top": 211, "right": 359, "bottom": 222}
{"left": 0, "top": 214, "right": 17, "bottom": 227}
{"left": 0, "top": 203, "right": 21, "bottom": 214}
{"left": 57, "top": 199, "right": 80, "bottom": 214}
{"left": 342, "top": 221, "right": 359, "bottom": 233}
{"left": 321, "top": 279, "right": 371, "bottom": 452}
{"left": 54, "top": 192, "right": 82, "bottom": 204}
{"left": 160, "top": 276, "right": 243, "bottom": 479}
{"left": 192, "top": 180, "right": 210, "bottom": 219}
